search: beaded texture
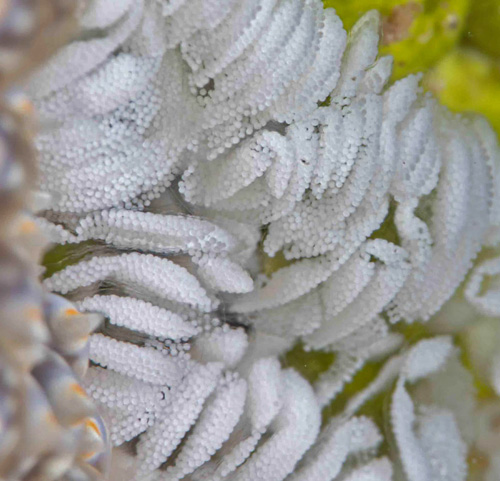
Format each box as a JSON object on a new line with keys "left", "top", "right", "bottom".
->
{"left": 26, "top": 0, "right": 500, "bottom": 481}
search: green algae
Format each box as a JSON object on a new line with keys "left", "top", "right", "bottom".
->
{"left": 424, "top": 48, "right": 500, "bottom": 134}
{"left": 465, "top": 0, "right": 500, "bottom": 59}
{"left": 324, "top": 0, "right": 469, "bottom": 80}
{"left": 282, "top": 342, "right": 336, "bottom": 384}
{"left": 42, "top": 240, "right": 103, "bottom": 278}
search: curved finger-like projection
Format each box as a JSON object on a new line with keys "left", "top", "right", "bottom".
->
{"left": 39, "top": 210, "right": 323, "bottom": 481}
{"left": 74, "top": 210, "right": 238, "bottom": 255}
{"left": 39, "top": 207, "right": 418, "bottom": 481}
{"left": 179, "top": 5, "right": 500, "bottom": 387}
{"left": 389, "top": 114, "right": 498, "bottom": 322}
{"left": 28, "top": 0, "right": 350, "bottom": 213}
{"left": 465, "top": 256, "right": 500, "bottom": 317}
{"left": 164, "top": 361, "right": 322, "bottom": 481}
{"left": 390, "top": 338, "right": 468, "bottom": 481}
{"left": 341, "top": 458, "right": 393, "bottom": 481}
{"left": 28, "top": 0, "right": 202, "bottom": 213}
{"left": 45, "top": 252, "right": 216, "bottom": 312}
{"left": 304, "top": 338, "right": 467, "bottom": 481}
{"left": 232, "top": 240, "right": 408, "bottom": 364}
{"left": 287, "top": 416, "right": 383, "bottom": 481}
{"left": 28, "top": 0, "right": 500, "bottom": 349}
{"left": 169, "top": 1, "right": 499, "bottom": 341}
{"left": 78, "top": 295, "right": 198, "bottom": 340}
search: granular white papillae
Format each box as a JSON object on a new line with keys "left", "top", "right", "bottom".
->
{"left": 1, "top": 0, "right": 500, "bottom": 480}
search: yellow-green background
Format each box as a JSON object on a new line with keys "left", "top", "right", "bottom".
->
{"left": 324, "top": 0, "right": 500, "bottom": 133}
